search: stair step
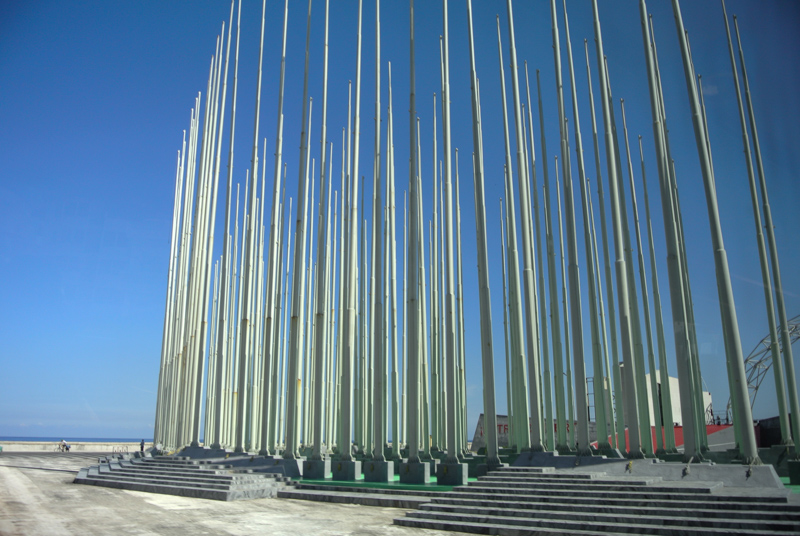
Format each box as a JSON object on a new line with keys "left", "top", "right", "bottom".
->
{"left": 425, "top": 495, "right": 800, "bottom": 520}
{"left": 478, "top": 475, "right": 662, "bottom": 485}
{"left": 121, "top": 462, "right": 289, "bottom": 479}
{"left": 401, "top": 510, "right": 796, "bottom": 536}
{"left": 291, "top": 483, "right": 448, "bottom": 497}
{"left": 395, "top": 516, "right": 633, "bottom": 536}
{"left": 459, "top": 484, "right": 721, "bottom": 500}
{"left": 75, "top": 475, "right": 282, "bottom": 501}
{"left": 491, "top": 468, "right": 595, "bottom": 478}
{"left": 448, "top": 487, "right": 793, "bottom": 507}
{"left": 87, "top": 473, "right": 276, "bottom": 491}
{"left": 104, "top": 469, "right": 276, "bottom": 486}
{"left": 485, "top": 473, "right": 603, "bottom": 482}
{"left": 278, "top": 487, "right": 431, "bottom": 509}
{"left": 493, "top": 466, "right": 557, "bottom": 473}
{"left": 417, "top": 503, "right": 800, "bottom": 532}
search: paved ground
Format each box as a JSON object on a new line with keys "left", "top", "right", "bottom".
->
{"left": 0, "top": 452, "right": 469, "bottom": 536}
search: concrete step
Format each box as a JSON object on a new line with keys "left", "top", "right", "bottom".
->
{"left": 441, "top": 489, "right": 793, "bottom": 510}
{"left": 417, "top": 503, "right": 800, "bottom": 533}
{"left": 395, "top": 516, "right": 634, "bottom": 536}
{"left": 114, "top": 466, "right": 233, "bottom": 479}
{"left": 277, "top": 487, "right": 432, "bottom": 509}
{"left": 477, "top": 474, "right": 662, "bottom": 486}
{"left": 486, "top": 472, "right": 602, "bottom": 481}
{"left": 103, "top": 468, "right": 278, "bottom": 487}
{"left": 76, "top": 475, "right": 279, "bottom": 501}
{"left": 86, "top": 471, "right": 277, "bottom": 492}
{"left": 491, "top": 466, "right": 556, "bottom": 473}
{"left": 425, "top": 495, "right": 800, "bottom": 520}
{"left": 137, "top": 459, "right": 233, "bottom": 469}
{"left": 121, "top": 460, "right": 278, "bottom": 476}
{"left": 400, "top": 510, "right": 798, "bottom": 536}
{"left": 462, "top": 481, "right": 721, "bottom": 495}
{"left": 123, "top": 460, "right": 277, "bottom": 477}
{"left": 447, "top": 487, "right": 795, "bottom": 506}
{"left": 291, "top": 483, "right": 449, "bottom": 497}
{"left": 74, "top": 461, "right": 291, "bottom": 501}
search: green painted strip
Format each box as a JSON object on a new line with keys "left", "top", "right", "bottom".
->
{"left": 779, "top": 476, "right": 800, "bottom": 494}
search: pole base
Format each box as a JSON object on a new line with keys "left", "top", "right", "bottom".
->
{"left": 398, "top": 461, "right": 430, "bottom": 484}
{"left": 436, "top": 462, "right": 468, "bottom": 486}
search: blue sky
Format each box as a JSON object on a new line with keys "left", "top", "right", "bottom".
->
{"left": 1, "top": 0, "right": 798, "bottom": 441}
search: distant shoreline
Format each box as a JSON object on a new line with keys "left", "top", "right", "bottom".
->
{"left": 0, "top": 440, "right": 150, "bottom": 453}
{"left": 0, "top": 437, "right": 153, "bottom": 443}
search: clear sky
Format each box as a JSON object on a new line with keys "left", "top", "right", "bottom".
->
{"left": 1, "top": 0, "right": 798, "bottom": 441}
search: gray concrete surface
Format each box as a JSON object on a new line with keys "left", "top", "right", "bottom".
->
{"left": 0, "top": 452, "right": 468, "bottom": 536}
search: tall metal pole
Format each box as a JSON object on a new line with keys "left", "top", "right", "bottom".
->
{"left": 550, "top": 0, "right": 591, "bottom": 455}
{"left": 622, "top": 108, "right": 664, "bottom": 454}
{"left": 370, "top": 0, "right": 385, "bottom": 463}
{"left": 430, "top": 94, "right": 441, "bottom": 452}
{"left": 465, "top": 0, "right": 500, "bottom": 467}
{"left": 606, "top": 65, "right": 653, "bottom": 456}
{"left": 535, "top": 70, "right": 569, "bottom": 452}
{"left": 524, "top": 64, "right": 562, "bottom": 452}
{"left": 191, "top": 40, "right": 225, "bottom": 447}
{"left": 721, "top": 3, "right": 790, "bottom": 444}
{"left": 387, "top": 63, "right": 401, "bottom": 460}
{"left": 639, "top": 0, "right": 696, "bottom": 459}
{"left": 561, "top": 0, "right": 608, "bottom": 451}
{"left": 455, "top": 151, "right": 468, "bottom": 456}
{"left": 284, "top": 0, "right": 315, "bottom": 460}
{"left": 520, "top": 104, "right": 548, "bottom": 452}
{"left": 639, "top": 136, "right": 677, "bottom": 452}
{"left": 441, "top": 0, "right": 463, "bottom": 464}
{"left": 309, "top": 0, "right": 333, "bottom": 462}
{"left": 339, "top": 0, "right": 365, "bottom": 463}
{"left": 670, "top": 0, "right": 759, "bottom": 464}
{"left": 404, "top": 0, "right": 419, "bottom": 456}
{"left": 591, "top": 0, "right": 643, "bottom": 458}
{"left": 253, "top": 0, "right": 289, "bottom": 456}
{"left": 553, "top": 159, "right": 575, "bottom": 449}
{"left": 496, "top": 18, "right": 531, "bottom": 453}
{"left": 207, "top": 0, "right": 240, "bottom": 451}
{"left": 506, "top": 0, "right": 544, "bottom": 451}
{"left": 401, "top": 191, "right": 408, "bottom": 448}
{"left": 155, "top": 147, "right": 185, "bottom": 446}
{"left": 583, "top": 39, "right": 624, "bottom": 450}
{"left": 234, "top": 0, "right": 267, "bottom": 452}
{"left": 587, "top": 179, "right": 617, "bottom": 449}
{"left": 500, "top": 203, "right": 514, "bottom": 451}
{"left": 734, "top": 14, "right": 799, "bottom": 448}
{"left": 415, "top": 151, "right": 431, "bottom": 460}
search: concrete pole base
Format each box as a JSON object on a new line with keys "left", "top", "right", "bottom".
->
{"left": 363, "top": 460, "right": 394, "bottom": 482}
{"left": 436, "top": 462, "right": 468, "bottom": 486}
{"left": 398, "top": 461, "right": 430, "bottom": 484}
{"left": 331, "top": 460, "right": 362, "bottom": 481}
{"left": 302, "top": 459, "right": 331, "bottom": 480}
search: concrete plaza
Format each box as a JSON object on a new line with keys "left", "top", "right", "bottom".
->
{"left": 0, "top": 451, "right": 467, "bottom": 536}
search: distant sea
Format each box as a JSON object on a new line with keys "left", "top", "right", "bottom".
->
{"left": 0, "top": 437, "right": 153, "bottom": 443}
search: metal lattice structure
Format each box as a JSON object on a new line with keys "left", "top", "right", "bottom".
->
{"left": 727, "top": 314, "right": 800, "bottom": 416}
